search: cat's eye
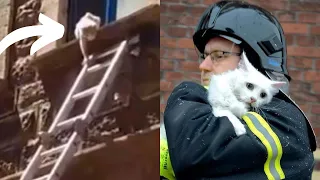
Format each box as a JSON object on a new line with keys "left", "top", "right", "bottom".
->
{"left": 246, "top": 83, "right": 254, "bottom": 90}
{"left": 260, "top": 92, "right": 267, "bottom": 98}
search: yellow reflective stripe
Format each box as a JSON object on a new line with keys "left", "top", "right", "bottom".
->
{"left": 160, "top": 139, "right": 175, "bottom": 180}
{"left": 242, "top": 112, "right": 285, "bottom": 180}
{"left": 249, "top": 112, "right": 285, "bottom": 179}
{"left": 242, "top": 115, "right": 275, "bottom": 180}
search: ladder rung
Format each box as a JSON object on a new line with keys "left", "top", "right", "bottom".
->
{"left": 41, "top": 144, "right": 66, "bottom": 157}
{"left": 94, "top": 46, "right": 118, "bottom": 59}
{"left": 56, "top": 114, "right": 84, "bottom": 129}
{"left": 87, "top": 60, "right": 111, "bottom": 73}
{"left": 33, "top": 175, "right": 48, "bottom": 180}
{"left": 72, "top": 86, "right": 98, "bottom": 100}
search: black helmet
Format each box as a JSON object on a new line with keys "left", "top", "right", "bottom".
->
{"left": 193, "top": 0, "right": 291, "bottom": 81}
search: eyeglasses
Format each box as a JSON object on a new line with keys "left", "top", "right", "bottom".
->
{"left": 201, "top": 50, "right": 241, "bottom": 61}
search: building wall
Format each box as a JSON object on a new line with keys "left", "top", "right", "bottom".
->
{"left": 160, "top": 0, "right": 320, "bottom": 178}
{"left": 0, "top": 0, "right": 159, "bottom": 178}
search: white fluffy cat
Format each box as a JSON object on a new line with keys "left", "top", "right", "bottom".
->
{"left": 208, "top": 51, "right": 286, "bottom": 136}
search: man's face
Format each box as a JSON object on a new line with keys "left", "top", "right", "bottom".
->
{"left": 200, "top": 37, "right": 241, "bottom": 86}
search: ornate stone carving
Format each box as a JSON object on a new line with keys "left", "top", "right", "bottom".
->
{"left": 15, "top": 37, "right": 37, "bottom": 57}
{"left": 17, "top": 80, "right": 46, "bottom": 109}
{"left": 20, "top": 138, "right": 39, "bottom": 169}
{"left": 0, "top": 160, "right": 18, "bottom": 177}
{"left": 146, "top": 112, "right": 159, "bottom": 125}
{"left": 11, "top": 56, "right": 37, "bottom": 86}
{"left": 16, "top": 0, "right": 41, "bottom": 29}
{"left": 37, "top": 100, "right": 52, "bottom": 132}
{"left": 18, "top": 108, "right": 36, "bottom": 133}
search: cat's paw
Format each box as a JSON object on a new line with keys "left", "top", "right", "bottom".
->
{"left": 234, "top": 123, "right": 246, "bottom": 136}
{"left": 227, "top": 113, "right": 247, "bottom": 136}
{"left": 230, "top": 102, "right": 249, "bottom": 118}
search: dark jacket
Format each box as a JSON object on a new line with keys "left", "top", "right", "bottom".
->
{"left": 164, "top": 81, "right": 316, "bottom": 180}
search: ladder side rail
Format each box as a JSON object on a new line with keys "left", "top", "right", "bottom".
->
{"left": 83, "top": 40, "right": 127, "bottom": 121}
{"left": 48, "top": 64, "right": 89, "bottom": 134}
{"left": 47, "top": 133, "right": 79, "bottom": 180}
{"left": 20, "top": 146, "right": 44, "bottom": 180}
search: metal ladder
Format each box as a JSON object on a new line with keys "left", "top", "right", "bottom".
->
{"left": 20, "top": 40, "right": 128, "bottom": 180}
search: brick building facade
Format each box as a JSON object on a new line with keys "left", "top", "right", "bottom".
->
{"left": 160, "top": 0, "right": 320, "bottom": 178}
{"left": 0, "top": 0, "right": 159, "bottom": 179}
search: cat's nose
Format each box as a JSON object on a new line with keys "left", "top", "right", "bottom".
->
{"left": 250, "top": 97, "right": 256, "bottom": 103}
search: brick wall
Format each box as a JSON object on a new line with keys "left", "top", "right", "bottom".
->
{"left": 160, "top": 0, "right": 320, "bottom": 143}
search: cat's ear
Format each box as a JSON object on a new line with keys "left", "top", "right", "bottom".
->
{"left": 240, "top": 51, "right": 256, "bottom": 72}
{"left": 271, "top": 81, "right": 286, "bottom": 89}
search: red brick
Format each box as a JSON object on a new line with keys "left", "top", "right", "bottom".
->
{"left": 290, "top": 2, "right": 320, "bottom": 12}
{"left": 278, "top": 12, "right": 295, "bottom": 22}
{"left": 287, "top": 46, "right": 320, "bottom": 58}
{"left": 160, "top": 103, "right": 166, "bottom": 113}
{"left": 176, "top": 38, "right": 194, "bottom": 49}
{"left": 289, "top": 81, "right": 301, "bottom": 91}
{"left": 246, "top": 0, "right": 288, "bottom": 11}
{"left": 291, "top": 91, "right": 318, "bottom": 103}
{"left": 160, "top": 15, "right": 171, "bottom": 25}
{"left": 259, "top": 1, "right": 288, "bottom": 11}
{"left": 184, "top": 72, "right": 201, "bottom": 82}
{"left": 190, "top": 6, "right": 208, "bottom": 16}
{"left": 167, "top": 49, "right": 185, "bottom": 60}
{"left": 298, "top": 103, "right": 311, "bottom": 113}
{"left": 160, "top": 37, "right": 176, "bottom": 48}
{"left": 284, "top": 34, "right": 294, "bottom": 46}
{"left": 168, "top": 4, "right": 187, "bottom": 14}
{"left": 165, "top": 72, "right": 184, "bottom": 81}
{"left": 163, "top": 92, "right": 171, "bottom": 103}
{"left": 160, "top": 48, "right": 166, "bottom": 58}
{"left": 298, "top": 13, "right": 317, "bottom": 23}
{"left": 161, "top": 4, "right": 168, "bottom": 13}
{"left": 317, "top": 36, "right": 320, "bottom": 46}
{"left": 180, "top": 61, "right": 199, "bottom": 72}
{"left": 311, "top": 105, "right": 320, "bottom": 115}
{"left": 311, "top": 26, "right": 320, "bottom": 35}
{"left": 187, "top": 49, "right": 199, "bottom": 61}
{"left": 309, "top": 116, "right": 320, "bottom": 128}
{"left": 181, "top": 0, "right": 201, "bottom": 4}
{"left": 167, "top": 27, "right": 188, "bottom": 37}
{"left": 281, "top": 23, "right": 309, "bottom": 34}
{"left": 287, "top": 56, "right": 295, "bottom": 68}
{"left": 305, "top": 71, "right": 320, "bottom": 82}
{"left": 296, "top": 35, "right": 315, "bottom": 47}
{"left": 293, "top": 58, "right": 313, "bottom": 69}
{"left": 160, "top": 80, "right": 174, "bottom": 92}
{"left": 188, "top": 28, "right": 195, "bottom": 37}
{"left": 160, "top": 29, "right": 166, "bottom": 37}
{"left": 288, "top": 69, "right": 303, "bottom": 81}
{"left": 179, "top": 16, "right": 199, "bottom": 26}
{"left": 203, "top": 0, "right": 223, "bottom": 5}
{"left": 312, "top": 82, "right": 320, "bottom": 94}
{"left": 160, "top": 59, "right": 174, "bottom": 70}
{"left": 316, "top": 60, "right": 320, "bottom": 70}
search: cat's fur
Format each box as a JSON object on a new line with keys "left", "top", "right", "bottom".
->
{"left": 208, "top": 51, "right": 286, "bottom": 136}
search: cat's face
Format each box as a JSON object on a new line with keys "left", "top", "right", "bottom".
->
{"left": 233, "top": 51, "right": 286, "bottom": 108}
{"left": 233, "top": 73, "right": 283, "bottom": 107}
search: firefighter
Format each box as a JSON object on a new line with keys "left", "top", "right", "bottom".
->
{"left": 161, "top": 1, "right": 317, "bottom": 180}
